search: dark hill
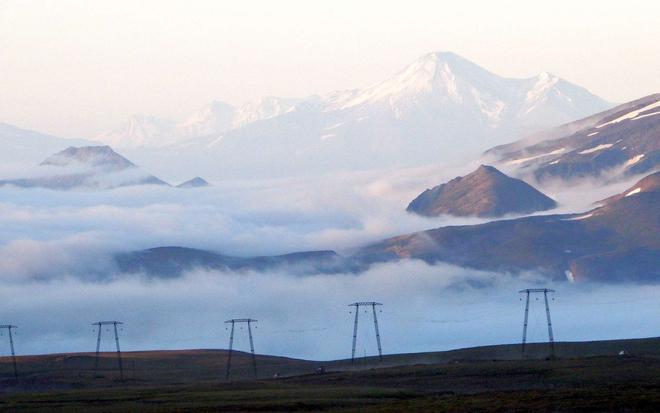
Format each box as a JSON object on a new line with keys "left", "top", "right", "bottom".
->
{"left": 0, "top": 146, "right": 168, "bottom": 190}
{"left": 407, "top": 165, "right": 557, "bottom": 217}
{"left": 359, "top": 171, "right": 660, "bottom": 283}
{"left": 116, "top": 246, "right": 348, "bottom": 277}
{"left": 177, "top": 177, "right": 210, "bottom": 188}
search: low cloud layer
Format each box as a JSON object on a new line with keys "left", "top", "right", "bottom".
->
{"left": 0, "top": 164, "right": 655, "bottom": 358}
{"left": 1, "top": 261, "right": 658, "bottom": 359}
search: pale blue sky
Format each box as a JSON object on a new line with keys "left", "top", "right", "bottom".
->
{"left": 1, "top": 0, "right": 659, "bottom": 138}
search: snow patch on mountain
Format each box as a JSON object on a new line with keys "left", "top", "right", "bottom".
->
{"left": 596, "top": 100, "right": 660, "bottom": 128}
{"left": 625, "top": 154, "right": 645, "bottom": 167}
{"left": 578, "top": 143, "right": 614, "bottom": 154}
{"left": 507, "top": 148, "right": 566, "bottom": 165}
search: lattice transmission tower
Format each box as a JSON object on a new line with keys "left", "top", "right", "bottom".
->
{"left": 92, "top": 321, "right": 124, "bottom": 380}
{"left": 225, "top": 318, "right": 258, "bottom": 380}
{"left": 348, "top": 302, "right": 383, "bottom": 363}
{"left": 519, "top": 288, "right": 556, "bottom": 355}
{"left": 0, "top": 325, "right": 18, "bottom": 378}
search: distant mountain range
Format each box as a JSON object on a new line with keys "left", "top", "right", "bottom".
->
{"left": 2, "top": 54, "right": 657, "bottom": 283}
{"left": 488, "top": 94, "right": 660, "bottom": 182}
{"left": 116, "top": 247, "right": 348, "bottom": 277}
{"left": 0, "top": 122, "right": 94, "bottom": 165}
{"left": 91, "top": 51, "right": 610, "bottom": 179}
{"left": 96, "top": 97, "right": 301, "bottom": 149}
{"left": 0, "top": 146, "right": 168, "bottom": 190}
{"left": 1, "top": 51, "right": 612, "bottom": 180}
{"left": 407, "top": 165, "right": 556, "bottom": 217}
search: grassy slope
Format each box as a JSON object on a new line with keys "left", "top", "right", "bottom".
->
{"left": 1, "top": 337, "right": 659, "bottom": 412}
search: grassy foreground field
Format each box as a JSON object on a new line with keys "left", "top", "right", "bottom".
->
{"left": 1, "top": 337, "right": 659, "bottom": 412}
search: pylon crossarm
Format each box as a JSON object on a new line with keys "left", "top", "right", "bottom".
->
{"left": 349, "top": 302, "right": 382, "bottom": 307}
{"left": 518, "top": 289, "right": 555, "bottom": 294}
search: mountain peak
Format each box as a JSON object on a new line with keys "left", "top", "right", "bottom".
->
{"left": 40, "top": 145, "right": 136, "bottom": 170}
{"left": 95, "top": 115, "right": 176, "bottom": 148}
{"left": 407, "top": 165, "right": 557, "bottom": 217}
{"left": 475, "top": 164, "right": 502, "bottom": 174}
{"left": 419, "top": 50, "right": 471, "bottom": 65}
{"left": 0, "top": 145, "right": 169, "bottom": 190}
{"left": 339, "top": 51, "right": 503, "bottom": 110}
{"left": 177, "top": 176, "right": 211, "bottom": 188}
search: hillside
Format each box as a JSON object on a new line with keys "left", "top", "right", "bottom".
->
{"left": 487, "top": 93, "right": 660, "bottom": 181}
{"left": 115, "top": 246, "right": 348, "bottom": 277}
{"left": 358, "top": 172, "right": 660, "bottom": 282}
{"left": 1, "top": 337, "right": 660, "bottom": 412}
{"left": 407, "top": 165, "right": 557, "bottom": 217}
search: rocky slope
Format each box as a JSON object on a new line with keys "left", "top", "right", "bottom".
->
{"left": 407, "top": 165, "right": 556, "bottom": 217}
{"left": 358, "top": 172, "right": 660, "bottom": 283}
{"left": 488, "top": 93, "right": 660, "bottom": 182}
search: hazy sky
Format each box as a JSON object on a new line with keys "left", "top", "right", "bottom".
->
{"left": 1, "top": 0, "right": 659, "bottom": 138}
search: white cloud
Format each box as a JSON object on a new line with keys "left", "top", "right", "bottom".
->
{"left": 1, "top": 262, "right": 658, "bottom": 359}
{"left": 0, "top": 163, "right": 656, "bottom": 358}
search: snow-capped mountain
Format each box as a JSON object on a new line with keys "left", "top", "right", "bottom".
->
{"left": 95, "top": 51, "right": 611, "bottom": 179}
{"left": 96, "top": 115, "right": 177, "bottom": 149}
{"left": 97, "top": 97, "right": 301, "bottom": 149}
{"left": 175, "top": 101, "right": 235, "bottom": 139}
{"left": 231, "top": 96, "right": 300, "bottom": 129}
{"left": 326, "top": 52, "right": 609, "bottom": 132}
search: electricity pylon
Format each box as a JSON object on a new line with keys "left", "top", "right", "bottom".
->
{"left": 519, "top": 288, "right": 555, "bottom": 354}
{"left": 348, "top": 302, "right": 383, "bottom": 363}
{"left": 92, "top": 321, "right": 124, "bottom": 380}
{"left": 225, "top": 318, "right": 257, "bottom": 380}
{"left": 0, "top": 325, "right": 18, "bottom": 378}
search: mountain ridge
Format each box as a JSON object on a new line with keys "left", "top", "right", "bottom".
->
{"left": 486, "top": 93, "right": 660, "bottom": 182}
{"left": 91, "top": 51, "right": 611, "bottom": 179}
